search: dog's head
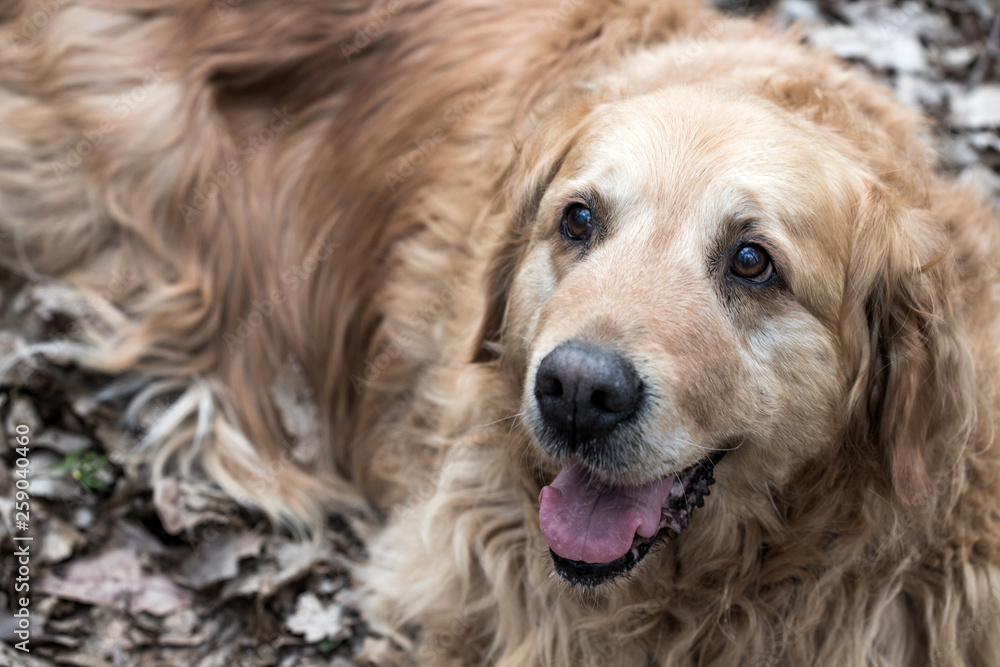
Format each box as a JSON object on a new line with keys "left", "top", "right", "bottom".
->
{"left": 474, "top": 85, "right": 973, "bottom": 585}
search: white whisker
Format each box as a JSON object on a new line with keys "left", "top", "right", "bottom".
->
{"left": 676, "top": 436, "right": 745, "bottom": 453}
{"left": 475, "top": 410, "right": 526, "bottom": 430}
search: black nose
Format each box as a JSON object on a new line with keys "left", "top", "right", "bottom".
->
{"left": 534, "top": 341, "right": 642, "bottom": 443}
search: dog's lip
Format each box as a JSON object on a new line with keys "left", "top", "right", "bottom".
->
{"left": 543, "top": 452, "right": 724, "bottom": 586}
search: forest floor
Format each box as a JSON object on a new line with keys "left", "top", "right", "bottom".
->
{"left": 1, "top": 0, "right": 998, "bottom": 665}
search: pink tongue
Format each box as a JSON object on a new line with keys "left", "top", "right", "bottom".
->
{"left": 539, "top": 463, "right": 677, "bottom": 564}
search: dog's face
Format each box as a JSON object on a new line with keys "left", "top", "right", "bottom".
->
{"left": 482, "top": 85, "right": 951, "bottom": 585}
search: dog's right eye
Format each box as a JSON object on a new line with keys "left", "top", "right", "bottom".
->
{"left": 730, "top": 243, "right": 774, "bottom": 283}
{"left": 561, "top": 204, "right": 594, "bottom": 242}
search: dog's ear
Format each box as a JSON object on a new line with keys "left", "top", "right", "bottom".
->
{"left": 842, "top": 183, "right": 975, "bottom": 505}
{"left": 471, "top": 110, "right": 591, "bottom": 363}
{"left": 471, "top": 216, "right": 525, "bottom": 363}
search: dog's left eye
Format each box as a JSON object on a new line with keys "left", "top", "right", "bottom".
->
{"left": 561, "top": 204, "right": 594, "bottom": 242}
{"left": 730, "top": 243, "right": 773, "bottom": 282}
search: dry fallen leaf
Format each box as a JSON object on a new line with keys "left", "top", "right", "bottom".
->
{"left": 159, "top": 608, "right": 221, "bottom": 647}
{"left": 220, "top": 537, "right": 338, "bottom": 600}
{"left": 272, "top": 539, "right": 338, "bottom": 588}
{"left": 41, "top": 516, "right": 86, "bottom": 564}
{"left": 33, "top": 429, "right": 94, "bottom": 456}
{"left": 0, "top": 640, "right": 54, "bottom": 666}
{"left": 3, "top": 395, "right": 41, "bottom": 436}
{"left": 951, "top": 85, "right": 1000, "bottom": 128}
{"left": 807, "top": 21, "right": 926, "bottom": 73}
{"left": 37, "top": 548, "right": 193, "bottom": 616}
{"left": 153, "top": 478, "right": 237, "bottom": 535}
{"left": 285, "top": 592, "right": 352, "bottom": 643}
{"left": 180, "top": 530, "right": 265, "bottom": 590}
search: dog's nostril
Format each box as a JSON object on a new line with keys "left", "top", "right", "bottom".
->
{"left": 591, "top": 389, "right": 609, "bottom": 411}
{"left": 536, "top": 372, "right": 563, "bottom": 398}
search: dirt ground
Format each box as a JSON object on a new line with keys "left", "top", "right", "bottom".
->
{"left": 1, "top": 0, "right": 998, "bottom": 665}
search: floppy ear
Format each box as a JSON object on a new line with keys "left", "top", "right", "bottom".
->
{"left": 842, "top": 184, "right": 975, "bottom": 505}
{"left": 471, "top": 217, "right": 526, "bottom": 363}
{"left": 470, "top": 109, "right": 591, "bottom": 363}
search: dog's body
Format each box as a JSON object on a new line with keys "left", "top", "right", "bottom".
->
{"left": 2, "top": 0, "right": 1000, "bottom": 665}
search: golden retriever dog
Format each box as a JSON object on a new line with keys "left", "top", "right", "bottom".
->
{"left": 2, "top": 0, "right": 1000, "bottom": 664}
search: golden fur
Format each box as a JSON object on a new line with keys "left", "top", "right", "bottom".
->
{"left": 2, "top": 0, "right": 1000, "bottom": 664}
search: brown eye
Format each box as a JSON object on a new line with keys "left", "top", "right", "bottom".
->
{"left": 730, "top": 244, "right": 773, "bottom": 282}
{"left": 561, "top": 204, "right": 593, "bottom": 242}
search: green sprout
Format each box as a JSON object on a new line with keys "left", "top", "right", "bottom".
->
{"left": 317, "top": 638, "right": 344, "bottom": 653}
{"left": 52, "top": 448, "right": 111, "bottom": 492}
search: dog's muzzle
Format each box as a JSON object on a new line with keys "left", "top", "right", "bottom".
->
{"left": 531, "top": 339, "right": 724, "bottom": 585}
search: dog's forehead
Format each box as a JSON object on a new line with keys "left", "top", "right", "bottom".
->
{"left": 559, "top": 87, "right": 857, "bottom": 253}
{"left": 571, "top": 88, "right": 825, "bottom": 198}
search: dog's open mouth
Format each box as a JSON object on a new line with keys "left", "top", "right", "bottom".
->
{"left": 539, "top": 453, "right": 722, "bottom": 586}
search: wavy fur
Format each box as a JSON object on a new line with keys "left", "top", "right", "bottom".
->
{"left": 2, "top": 0, "right": 999, "bottom": 664}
